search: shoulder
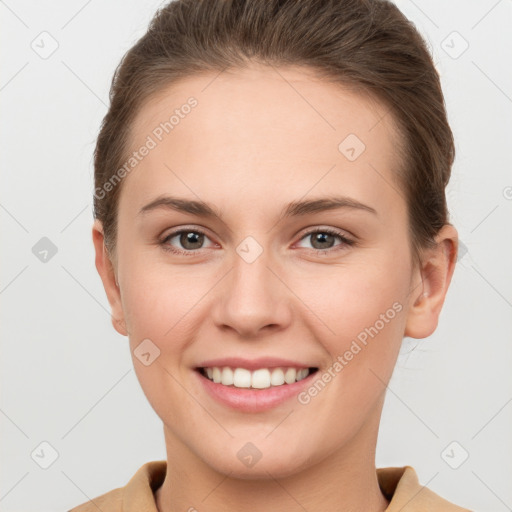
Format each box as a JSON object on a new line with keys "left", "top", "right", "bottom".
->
{"left": 378, "top": 465, "right": 473, "bottom": 511}
{"left": 67, "top": 460, "right": 167, "bottom": 512}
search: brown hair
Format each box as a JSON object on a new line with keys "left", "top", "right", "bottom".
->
{"left": 93, "top": 0, "right": 455, "bottom": 269}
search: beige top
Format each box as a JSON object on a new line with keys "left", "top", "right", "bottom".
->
{"left": 68, "top": 460, "right": 472, "bottom": 511}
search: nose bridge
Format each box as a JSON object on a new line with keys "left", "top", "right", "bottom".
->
{"left": 213, "top": 238, "right": 291, "bottom": 336}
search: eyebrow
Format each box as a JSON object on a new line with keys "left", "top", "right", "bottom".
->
{"left": 138, "top": 195, "right": 378, "bottom": 219}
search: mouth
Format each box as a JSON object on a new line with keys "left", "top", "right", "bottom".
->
{"left": 195, "top": 366, "right": 319, "bottom": 390}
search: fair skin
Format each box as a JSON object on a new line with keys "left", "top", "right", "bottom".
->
{"left": 93, "top": 63, "right": 457, "bottom": 512}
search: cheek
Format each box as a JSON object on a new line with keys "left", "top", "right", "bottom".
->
{"left": 122, "top": 275, "right": 179, "bottom": 342}
{"left": 308, "top": 259, "right": 404, "bottom": 322}
{"left": 292, "top": 254, "right": 408, "bottom": 366}
{"left": 120, "top": 264, "right": 205, "bottom": 414}
{"left": 120, "top": 255, "right": 214, "bottom": 349}
{"left": 292, "top": 262, "right": 407, "bottom": 421}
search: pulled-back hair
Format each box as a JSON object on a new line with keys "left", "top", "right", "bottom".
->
{"left": 94, "top": 0, "right": 455, "bottom": 269}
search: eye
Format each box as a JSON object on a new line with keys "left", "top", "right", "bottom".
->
{"left": 159, "top": 228, "right": 217, "bottom": 255}
{"left": 296, "top": 228, "right": 355, "bottom": 253}
{"left": 158, "top": 226, "right": 355, "bottom": 256}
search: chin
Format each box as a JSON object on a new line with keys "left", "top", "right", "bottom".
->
{"left": 201, "top": 444, "right": 316, "bottom": 480}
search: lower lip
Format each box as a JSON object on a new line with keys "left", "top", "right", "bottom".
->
{"left": 194, "top": 369, "right": 318, "bottom": 413}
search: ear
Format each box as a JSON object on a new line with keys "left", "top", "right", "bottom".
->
{"left": 92, "top": 220, "right": 128, "bottom": 336}
{"left": 404, "top": 224, "right": 458, "bottom": 339}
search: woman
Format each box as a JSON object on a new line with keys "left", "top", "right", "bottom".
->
{"left": 70, "top": 0, "right": 471, "bottom": 510}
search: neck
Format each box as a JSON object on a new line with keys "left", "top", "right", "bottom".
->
{"left": 155, "top": 402, "right": 389, "bottom": 512}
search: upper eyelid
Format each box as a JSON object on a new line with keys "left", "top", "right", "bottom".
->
{"left": 297, "top": 225, "right": 354, "bottom": 240}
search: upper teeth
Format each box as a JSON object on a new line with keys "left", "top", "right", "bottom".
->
{"left": 204, "top": 367, "right": 311, "bottom": 389}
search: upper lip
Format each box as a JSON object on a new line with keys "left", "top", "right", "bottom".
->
{"left": 195, "top": 357, "right": 317, "bottom": 371}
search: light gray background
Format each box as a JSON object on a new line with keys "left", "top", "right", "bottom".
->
{"left": 1, "top": 1, "right": 511, "bottom": 510}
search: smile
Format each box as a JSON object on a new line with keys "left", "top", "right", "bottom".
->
{"left": 198, "top": 366, "right": 318, "bottom": 389}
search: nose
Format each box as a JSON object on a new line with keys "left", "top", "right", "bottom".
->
{"left": 211, "top": 247, "right": 292, "bottom": 339}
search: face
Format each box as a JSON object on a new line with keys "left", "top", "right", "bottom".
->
{"left": 94, "top": 63, "right": 452, "bottom": 479}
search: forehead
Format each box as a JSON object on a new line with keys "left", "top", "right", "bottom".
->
{"left": 121, "top": 63, "right": 406, "bottom": 221}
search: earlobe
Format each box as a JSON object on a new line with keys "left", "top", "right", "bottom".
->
{"left": 92, "top": 220, "right": 128, "bottom": 337}
{"left": 404, "top": 225, "right": 458, "bottom": 339}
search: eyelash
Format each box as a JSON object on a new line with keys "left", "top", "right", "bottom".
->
{"left": 158, "top": 227, "right": 355, "bottom": 256}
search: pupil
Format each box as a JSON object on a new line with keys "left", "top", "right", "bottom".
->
{"left": 313, "top": 232, "right": 333, "bottom": 249}
{"left": 181, "top": 232, "right": 203, "bottom": 249}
